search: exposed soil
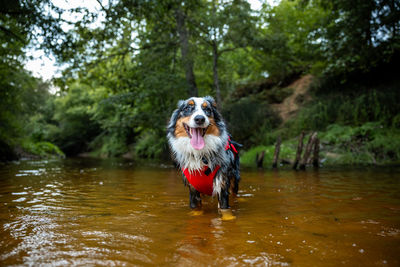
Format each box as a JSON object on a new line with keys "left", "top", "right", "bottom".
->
{"left": 271, "top": 74, "right": 313, "bottom": 123}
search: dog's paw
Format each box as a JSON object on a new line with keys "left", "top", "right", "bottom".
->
{"left": 189, "top": 210, "right": 204, "bottom": 216}
{"left": 220, "top": 209, "right": 236, "bottom": 221}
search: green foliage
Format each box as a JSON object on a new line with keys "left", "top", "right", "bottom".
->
{"left": 0, "top": 65, "right": 65, "bottom": 160}
{"left": 1, "top": 0, "right": 399, "bottom": 165}
{"left": 222, "top": 97, "right": 280, "bottom": 147}
{"left": 320, "top": 122, "right": 400, "bottom": 166}
{"left": 319, "top": 124, "right": 354, "bottom": 144}
{"left": 240, "top": 141, "right": 297, "bottom": 168}
{"left": 51, "top": 83, "right": 101, "bottom": 156}
{"left": 134, "top": 131, "right": 168, "bottom": 159}
{"left": 283, "top": 80, "right": 400, "bottom": 138}
{"left": 90, "top": 132, "right": 128, "bottom": 158}
{"left": 254, "top": 0, "right": 329, "bottom": 79}
{"left": 258, "top": 87, "right": 294, "bottom": 104}
{"left": 0, "top": 70, "right": 38, "bottom": 140}
{"left": 21, "top": 140, "right": 64, "bottom": 158}
{"left": 0, "top": 0, "right": 69, "bottom": 160}
{"left": 392, "top": 114, "right": 400, "bottom": 128}
{"left": 242, "top": 122, "right": 400, "bottom": 168}
{"left": 318, "top": 0, "right": 400, "bottom": 76}
{"left": 240, "top": 145, "right": 273, "bottom": 168}
{"left": 366, "top": 129, "right": 400, "bottom": 162}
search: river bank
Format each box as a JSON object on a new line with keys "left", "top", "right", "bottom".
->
{"left": 241, "top": 122, "right": 400, "bottom": 168}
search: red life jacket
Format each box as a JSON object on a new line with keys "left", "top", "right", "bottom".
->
{"left": 182, "top": 138, "right": 238, "bottom": 195}
{"left": 183, "top": 165, "right": 220, "bottom": 195}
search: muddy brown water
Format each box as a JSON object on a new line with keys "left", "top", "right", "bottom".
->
{"left": 0, "top": 158, "right": 399, "bottom": 266}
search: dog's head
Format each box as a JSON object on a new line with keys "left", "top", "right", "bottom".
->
{"left": 167, "top": 96, "right": 226, "bottom": 152}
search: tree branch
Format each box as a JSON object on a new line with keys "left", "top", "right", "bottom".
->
{"left": 220, "top": 46, "right": 239, "bottom": 54}
{"left": 95, "top": 0, "right": 108, "bottom": 13}
{"left": 0, "top": 25, "right": 26, "bottom": 43}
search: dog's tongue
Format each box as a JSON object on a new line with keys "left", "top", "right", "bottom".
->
{"left": 190, "top": 128, "right": 205, "bottom": 150}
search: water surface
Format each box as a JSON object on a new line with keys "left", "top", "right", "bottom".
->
{"left": 1, "top": 159, "right": 399, "bottom": 266}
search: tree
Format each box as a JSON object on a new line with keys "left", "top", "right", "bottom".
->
{"left": 254, "top": 0, "right": 329, "bottom": 80}
{"left": 0, "top": 0, "right": 66, "bottom": 159}
{"left": 175, "top": 5, "right": 199, "bottom": 97}
{"left": 317, "top": 0, "right": 400, "bottom": 75}
{"left": 188, "top": 0, "right": 256, "bottom": 107}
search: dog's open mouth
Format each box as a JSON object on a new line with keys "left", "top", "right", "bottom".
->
{"left": 183, "top": 123, "right": 208, "bottom": 150}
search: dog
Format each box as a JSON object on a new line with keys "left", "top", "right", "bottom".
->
{"left": 167, "top": 96, "right": 240, "bottom": 211}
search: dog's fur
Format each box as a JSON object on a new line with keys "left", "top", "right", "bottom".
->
{"left": 167, "top": 96, "right": 240, "bottom": 210}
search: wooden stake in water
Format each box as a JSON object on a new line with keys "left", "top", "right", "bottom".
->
{"left": 313, "top": 138, "right": 320, "bottom": 168}
{"left": 293, "top": 131, "right": 305, "bottom": 170}
{"left": 256, "top": 151, "right": 265, "bottom": 169}
{"left": 272, "top": 136, "right": 281, "bottom": 168}
{"left": 299, "top": 132, "right": 317, "bottom": 170}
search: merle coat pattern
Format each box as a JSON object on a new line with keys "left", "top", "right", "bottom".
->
{"left": 167, "top": 96, "right": 240, "bottom": 210}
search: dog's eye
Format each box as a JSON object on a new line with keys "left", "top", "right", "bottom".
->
{"left": 203, "top": 107, "right": 212, "bottom": 116}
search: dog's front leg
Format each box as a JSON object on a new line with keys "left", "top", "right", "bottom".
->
{"left": 216, "top": 177, "right": 236, "bottom": 220}
{"left": 217, "top": 178, "right": 230, "bottom": 210}
{"left": 189, "top": 186, "right": 202, "bottom": 209}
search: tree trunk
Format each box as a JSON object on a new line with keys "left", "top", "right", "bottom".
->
{"left": 390, "top": 0, "right": 397, "bottom": 38}
{"left": 299, "top": 132, "right": 317, "bottom": 170}
{"left": 272, "top": 136, "right": 281, "bottom": 168}
{"left": 293, "top": 131, "right": 305, "bottom": 170}
{"left": 212, "top": 40, "right": 222, "bottom": 109}
{"left": 175, "top": 8, "right": 198, "bottom": 97}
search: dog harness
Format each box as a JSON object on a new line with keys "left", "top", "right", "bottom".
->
{"left": 182, "top": 138, "right": 238, "bottom": 195}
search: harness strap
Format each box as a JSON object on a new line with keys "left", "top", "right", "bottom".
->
{"left": 225, "top": 137, "right": 238, "bottom": 154}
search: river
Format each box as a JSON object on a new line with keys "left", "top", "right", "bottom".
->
{"left": 0, "top": 158, "right": 399, "bottom": 266}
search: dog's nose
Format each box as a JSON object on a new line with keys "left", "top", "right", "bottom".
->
{"left": 194, "top": 115, "right": 205, "bottom": 125}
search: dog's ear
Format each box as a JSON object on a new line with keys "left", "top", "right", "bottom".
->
{"left": 177, "top": 99, "right": 185, "bottom": 108}
{"left": 167, "top": 100, "right": 185, "bottom": 134}
{"left": 204, "top": 95, "right": 223, "bottom": 123}
{"left": 167, "top": 108, "right": 180, "bottom": 133}
{"left": 204, "top": 96, "right": 218, "bottom": 109}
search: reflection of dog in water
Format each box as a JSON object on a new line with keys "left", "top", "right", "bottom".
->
{"left": 167, "top": 96, "right": 241, "bottom": 214}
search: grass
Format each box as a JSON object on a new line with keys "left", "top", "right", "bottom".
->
{"left": 240, "top": 140, "right": 297, "bottom": 168}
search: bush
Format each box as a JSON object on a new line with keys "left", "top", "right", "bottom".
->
{"left": 21, "top": 140, "right": 65, "bottom": 158}
{"left": 365, "top": 128, "right": 400, "bottom": 163}
{"left": 319, "top": 122, "right": 400, "bottom": 165}
{"left": 222, "top": 97, "right": 280, "bottom": 148}
{"left": 134, "top": 131, "right": 168, "bottom": 159}
{"left": 258, "top": 86, "right": 294, "bottom": 103}
{"left": 283, "top": 85, "right": 400, "bottom": 139}
{"left": 89, "top": 132, "right": 129, "bottom": 158}
{"left": 52, "top": 83, "right": 102, "bottom": 156}
{"left": 319, "top": 124, "right": 354, "bottom": 144}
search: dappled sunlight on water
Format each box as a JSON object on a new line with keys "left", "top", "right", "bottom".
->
{"left": 0, "top": 159, "right": 399, "bottom": 266}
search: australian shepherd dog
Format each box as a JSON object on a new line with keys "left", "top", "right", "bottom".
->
{"left": 167, "top": 96, "right": 241, "bottom": 212}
